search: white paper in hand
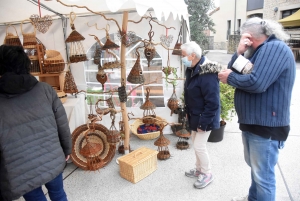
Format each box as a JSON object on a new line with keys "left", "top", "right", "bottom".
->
{"left": 232, "top": 55, "right": 253, "bottom": 74}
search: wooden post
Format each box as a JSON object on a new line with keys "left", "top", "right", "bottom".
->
{"left": 120, "top": 11, "right": 130, "bottom": 153}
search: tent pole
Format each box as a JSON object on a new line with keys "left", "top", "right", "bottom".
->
{"left": 121, "top": 11, "right": 130, "bottom": 154}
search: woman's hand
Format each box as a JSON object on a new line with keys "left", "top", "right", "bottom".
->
{"left": 197, "top": 128, "right": 204, "bottom": 132}
{"left": 66, "top": 155, "right": 70, "bottom": 161}
{"left": 237, "top": 33, "right": 253, "bottom": 56}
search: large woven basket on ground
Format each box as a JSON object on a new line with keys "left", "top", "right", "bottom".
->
{"left": 130, "top": 116, "right": 165, "bottom": 140}
{"left": 43, "top": 50, "right": 65, "bottom": 73}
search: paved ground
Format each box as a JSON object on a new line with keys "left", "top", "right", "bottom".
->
{"left": 14, "top": 50, "right": 300, "bottom": 201}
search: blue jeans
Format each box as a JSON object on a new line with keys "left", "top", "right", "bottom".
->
{"left": 23, "top": 173, "right": 67, "bottom": 201}
{"left": 242, "top": 131, "right": 285, "bottom": 201}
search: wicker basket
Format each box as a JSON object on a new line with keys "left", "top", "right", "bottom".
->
{"left": 43, "top": 50, "right": 65, "bottom": 73}
{"left": 130, "top": 116, "right": 164, "bottom": 140}
{"left": 118, "top": 146, "right": 158, "bottom": 183}
{"left": 71, "top": 123, "right": 116, "bottom": 171}
{"left": 3, "top": 25, "right": 22, "bottom": 46}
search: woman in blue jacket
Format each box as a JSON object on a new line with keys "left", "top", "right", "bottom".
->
{"left": 182, "top": 41, "right": 221, "bottom": 189}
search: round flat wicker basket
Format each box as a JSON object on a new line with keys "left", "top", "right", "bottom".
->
{"left": 130, "top": 116, "right": 164, "bottom": 140}
{"left": 71, "top": 123, "right": 116, "bottom": 170}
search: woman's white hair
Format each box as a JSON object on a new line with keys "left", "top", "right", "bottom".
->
{"left": 181, "top": 41, "right": 202, "bottom": 58}
{"left": 240, "top": 17, "right": 290, "bottom": 41}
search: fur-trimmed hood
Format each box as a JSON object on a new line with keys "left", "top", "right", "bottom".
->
{"left": 199, "top": 59, "right": 224, "bottom": 75}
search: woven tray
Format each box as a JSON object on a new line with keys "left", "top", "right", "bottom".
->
{"left": 130, "top": 116, "right": 164, "bottom": 140}
{"left": 118, "top": 146, "right": 158, "bottom": 183}
{"left": 71, "top": 123, "right": 116, "bottom": 171}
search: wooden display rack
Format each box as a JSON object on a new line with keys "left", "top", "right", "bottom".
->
{"left": 31, "top": 44, "right": 65, "bottom": 91}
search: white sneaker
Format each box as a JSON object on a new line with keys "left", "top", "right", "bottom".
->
{"left": 231, "top": 195, "right": 248, "bottom": 201}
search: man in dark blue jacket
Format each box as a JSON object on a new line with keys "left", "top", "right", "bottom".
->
{"left": 182, "top": 41, "right": 221, "bottom": 189}
{"left": 219, "top": 18, "right": 296, "bottom": 201}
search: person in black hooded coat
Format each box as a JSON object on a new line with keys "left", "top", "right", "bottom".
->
{"left": 0, "top": 45, "right": 71, "bottom": 201}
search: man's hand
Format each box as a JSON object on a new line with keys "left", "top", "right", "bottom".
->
{"left": 218, "top": 69, "right": 232, "bottom": 84}
{"left": 66, "top": 155, "right": 70, "bottom": 161}
{"left": 237, "top": 33, "right": 253, "bottom": 55}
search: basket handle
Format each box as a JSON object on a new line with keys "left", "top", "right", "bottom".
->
{"left": 6, "top": 24, "right": 19, "bottom": 36}
{"left": 21, "top": 19, "right": 36, "bottom": 35}
{"left": 133, "top": 151, "right": 143, "bottom": 158}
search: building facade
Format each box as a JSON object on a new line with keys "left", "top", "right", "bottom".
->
{"left": 209, "top": 0, "right": 300, "bottom": 50}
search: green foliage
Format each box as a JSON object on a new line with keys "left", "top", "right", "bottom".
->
{"left": 184, "top": 0, "right": 216, "bottom": 48}
{"left": 163, "top": 67, "right": 178, "bottom": 88}
{"left": 220, "top": 82, "right": 235, "bottom": 122}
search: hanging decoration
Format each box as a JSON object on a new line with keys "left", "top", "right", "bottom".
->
{"left": 29, "top": 0, "right": 52, "bottom": 34}
{"left": 65, "top": 12, "right": 88, "bottom": 63}
{"left": 96, "top": 68, "right": 107, "bottom": 90}
{"left": 71, "top": 122, "right": 116, "bottom": 171}
{"left": 63, "top": 64, "right": 79, "bottom": 94}
{"left": 140, "top": 87, "right": 157, "bottom": 125}
{"left": 117, "top": 120, "right": 126, "bottom": 154}
{"left": 117, "top": 30, "right": 138, "bottom": 47}
{"left": 93, "top": 43, "right": 102, "bottom": 65}
{"left": 102, "top": 24, "right": 120, "bottom": 50}
{"left": 118, "top": 79, "right": 127, "bottom": 103}
{"left": 102, "top": 49, "right": 121, "bottom": 69}
{"left": 95, "top": 96, "right": 115, "bottom": 116}
{"left": 79, "top": 126, "right": 104, "bottom": 171}
{"left": 172, "top": 25, "right": 182, "bottom": 55}
{"left": 87, "top": 97, "right": 97, "bottom": 120}
{"left": 21, "top": 20, "right": 37, "bottom": 49}
{"left": 3, "top": 25, "right": 22, "bottom": 46}
{"left": 106, "top": 111, "right": 121, "bottom": 144}
{"left": 175, "top": 118, "right": 191, "bottom": 150}
{"left": 127, "top": 48, "right": 145, "bottom": 84}
{"left": 167, "top": 85, "right": 179, "bottom": 116}
{"left": 144, "top": 31, "right": 156, "bottom": 68}
{"left": 154, "top": 123, "right": 171, "bottom": 160}
{"left": 160, "top": 28, "right": 173, "bottom": 48}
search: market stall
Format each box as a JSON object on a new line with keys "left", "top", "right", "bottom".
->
{"left": 0, "top": 0, "right": 190, "bottom": 171}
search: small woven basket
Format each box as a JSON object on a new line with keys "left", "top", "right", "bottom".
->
{"left": 3, "top": 25, "right": 22, "bottom": 46}
{"left": 21, "top": 21, "right": 37, "bottom": 49}
{"left": 130, "top": 116, "right": 164, "bottom": 140}
{"left": 43, "top": 50, "right": 65, "bottom": 73}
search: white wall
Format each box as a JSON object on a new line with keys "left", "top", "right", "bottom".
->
{"left": 210, "top": 0, "right": 247, "bottom": 46}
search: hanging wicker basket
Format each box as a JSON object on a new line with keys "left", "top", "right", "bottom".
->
{"left": 21, "top": 20, "right": 37, "bottom": 49}
{"left": 102, "top": 50, "right": 121, "bottom": 69}
{"left": 3, "top": 25, "right": 22, "bottom": 46}
{"left": 167, "top": 88, "right": 179, "bottom": 116}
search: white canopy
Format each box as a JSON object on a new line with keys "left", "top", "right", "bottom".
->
{"left": 0, "top": 0, "right": 189, "bottom": 24}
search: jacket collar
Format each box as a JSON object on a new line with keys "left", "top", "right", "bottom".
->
{"left": 187, "top": 56, "right": 205, "bottom": 77}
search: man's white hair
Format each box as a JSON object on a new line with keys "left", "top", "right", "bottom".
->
{"left": 240, "top": 17, "right": 290, "bottom": 41}
{"left": 181, "top": 41, "right": 202, "bottom": 58}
